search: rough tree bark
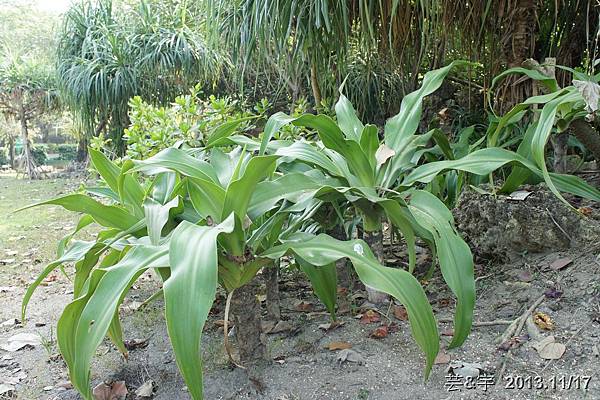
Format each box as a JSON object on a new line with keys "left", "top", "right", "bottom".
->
{"left": 231, "top": 278, "right": 267, "bottom": 387}
{"left": 570, "top": 119, "right": 600, "bottom": 167}
{"left": 362, "top": 229, "right": 389, "bottom": 304}
{"left": 19, "top": 107, "right": 38, "bottom": 179}
{"left": 552, "top": 132, "right": 569, "bottom": 173}
{"left": 264, "top": 263, "right": 281, "bottom": 320}
{"left": 310, "top": 61, "right": 322, "bottom": 107}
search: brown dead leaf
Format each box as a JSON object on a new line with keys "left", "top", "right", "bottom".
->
{"left": 549, "top": 257, "right": 572, "bottom": 271}
{"left": 359, "top": 310, "right": 380, "bottom": 324}
{"left": 294, "top": 301, "right": 314, "bottom": 312}
{"left": 327, "top": 341, "right": 352, "bottom": 351}
{"left": 533, "top": 336, "right": 566, "bottom": 360}
{"left": 437, "top": 298, "right": 451, "bottom": 308}
{"left": 370, "top": 325, "right": 389, "bottom": 339}
{"left": 123, "top": 338, "right": 149, "bottom": 351}
{"left": 318, "top": 320, "right": 345, "bottom": 331}
{"left": 434, "top": 352, "right": 451, "bottom": 364}
{"left": 533, "top": 312, "right": 554, "bottom": 330}
{"left": 578, "top": 206, "right": 593, "bottom": 216}
{"left": 93, "top": 381, "right": 128, "bottom": 400}
{"left": 440, "top": 328, "right": 454, "bottom": 337}
{"left": 213, "top": 320, "right": 233, "bottom": 328}
{"left": 392, "top": 305, "right": 408, "bottom": 321}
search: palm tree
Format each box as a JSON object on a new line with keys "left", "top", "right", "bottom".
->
{"left": 56, "top": 0, "right": 222, "bottom": 157}
{"left": 0, "top": 57, "right": 57, "bottom": 178}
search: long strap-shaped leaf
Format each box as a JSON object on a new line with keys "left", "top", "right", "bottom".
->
{"left": 58, "top": 245, "right": 169, "bottom": 399}
{"left": 16, "top": 194, "right": 140, "bottom": 231}
{"left": 381, "top": 61, "right": 464, "bottom": 187}
{"left": 89, "top": 148, "right": 145, "bottom": 217}
{"left": 164, "top": 216, "right": 235, "bottom": 400}
{"left": 403, "top": 147, "right": 600, "bottom": 202}
{"left": 407, "top": 190, "right": 475, "bottom": 348}
{"left": 22, "top": 240, "right": 96, "bottom": 320}
{"left": 132, "top": 147, "right": 219, "bottom": 183}
{"left": 261, "top": 234, "right": 439, "bottom": 378}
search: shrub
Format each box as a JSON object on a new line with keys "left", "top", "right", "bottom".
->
{"left": 31, "top": 145, "right": 47, "bottom": 165}
{"left": 56, "top": 144, "right": 77, "bottom": 161}
{"left": 0, "top": 147, "right": 8, "bottom": 165}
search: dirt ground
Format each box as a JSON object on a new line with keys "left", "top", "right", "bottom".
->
{"left": 1, "top": 174, "right": 599, "bottom": 400}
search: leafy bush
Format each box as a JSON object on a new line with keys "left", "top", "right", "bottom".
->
{"left": 123, "top": 86, "right": 269, "bottom": 159}
{"left": 31, "top": 145, "right": 47, "bottom": 165}
{"left": 56, "top": 143, "right": 77, "bottom": 161}
{"left": 0, "top": 147, "right": 8, "bottom": 165}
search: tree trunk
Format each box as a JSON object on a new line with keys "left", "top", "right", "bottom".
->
{"left": 231, "top": 278, "right": 267, "bottom": 383}
{"left": 76, "top": 136, "right": 88, "bottom": 163}
{"left": 363, "top": 229, "right": 389, "bottom": 304}
{"left": 20, "top": 112, "right": 38, "bottom": 179}
{"left": 329, "top": 224, "right": 352, "bottom": 314}
{"left": 8, "top": 136, "right": 15, "bottom": 168}
{"left": 570, "top": 119, "right": 600, "bottom": 167}
{"left": 264, "top": 263, "right": 281, "bottom": 321}
{"left": 552, "top": 132, "right": 569, "bottom": 173}
{"left": 310, "top": 61, "right": 322, "bottom": 108}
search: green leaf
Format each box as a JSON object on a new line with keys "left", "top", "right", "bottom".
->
{"left": 407, "top": 190, "right": 474, "bottom": 348}
{"left": 16, "top": 194, "right": 139, "bottom": 231}
{"left": 89, "top": 148, "right": 144, "bottom": 216}
{"left": 164, "top": 216, "right": 235, "bottom": 400}
{"left": 259, "top": 112, "right": 297, "bottom": 155}
{"left": 22, "top": 240, "right": 96, "bottom": 320}
{"left": 297, "top": 257, "right": 337, "bottom": 319}
{"left": 262, "top": 234, "right": 439, "bottom": 378}
{"left": 491, "top": 67, "right": 559, "bottom": 93}
{"left": 144, "top": 197, "right": 179, "bottom": 245}
{"left": 335, "top": 87, "right": 364, "bottom": 142}
{"left": 206, "top": 117, "right": 256, "bottom": 148}
{"left": 187, "top": 178, "right": 226, "bottom": 221}
{"left": 132, "top": 148, "right": 219, "bottom": 183}
{"left": 222, "top": 155, "right": 278, "bottom": 219}
{"left": 58, "top": 245, "right": 169, "bottom": 399}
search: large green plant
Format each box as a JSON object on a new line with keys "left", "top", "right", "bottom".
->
{"left": 20, "top": 144, "right": 442, "bottom": 399}
{"left": 488, "top": 66, "right": 600, "bottom": 205}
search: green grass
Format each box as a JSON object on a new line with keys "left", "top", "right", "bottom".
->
{"left": 0, "top": 173, "right": 83, "bottom": 284}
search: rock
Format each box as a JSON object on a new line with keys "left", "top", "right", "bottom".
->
{"left": 453, "top": 185, "right": 600, "bottom": 259}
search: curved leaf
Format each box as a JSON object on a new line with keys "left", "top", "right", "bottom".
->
{"left": 407, "top": 190, "right": 474, "bottom": 348}
{"left": 164, "top": 216, "right": 235, "bottom": 400}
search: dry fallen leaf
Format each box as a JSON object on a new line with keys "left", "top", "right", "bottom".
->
{"left": 507, "top": 190, "right": 532, "bottom": 201}
{"left": 264, "top": 320, "right": 294, "bottom": 334}
{"left": 392, "top": 305, "right": 408, "bottom": 321}
{"left": 93, "top": 381, "right": 128, "bottom": 400}
{"left": 327, "top": 341, "right": 352, "bottom": 351}
{"left": 317, "top": 320, "right": 345, "bottom": 331}
{"left": 533, "top": 312, "right": 555, "bottom": 330}
{"left": 434, "top": 352, "right": 451, "bottom": 365}
{"left": 359, "top": 310, "right": 380, "bottom": 324}
{"left": 549, "top": 257, "right": 572, "bottom": 271}
{"left": 294, "top": 301, "right": 314, "bottom": 312}
{"left": 0, "top": 332, "right": 41, "bottom": 352}
{"left": 337, "top": 349, "right": 365, "bottom": 365}
{"left": 124, "top": 338, "right": 149, "bottom": 351}
{"left": 578, "top": 206, "right": 593, "bottom": 217}
{"left": 135, "top": 380, "right": 154, "bottom": 398}
{"left": 370, "top": 325, "right": 389, "bottom": 339}
{"left": 533, "top": 336, "right": 566, "bottom": 360}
